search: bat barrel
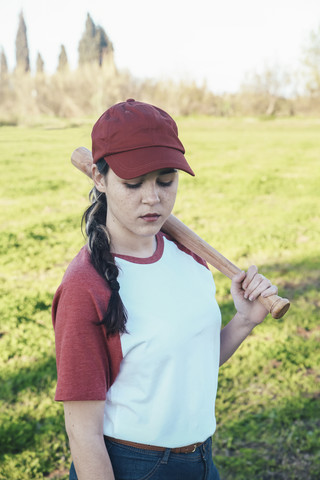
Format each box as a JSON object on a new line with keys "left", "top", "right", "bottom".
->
{"left": 71, "top": 147, "right": 94, "bottom": 178}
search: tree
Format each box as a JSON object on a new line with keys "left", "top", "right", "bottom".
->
{"left": 15, "top": 11, "right": 30, "bottom": 73}
{"left": 78, "top": 13, "right": 114, "bottom": 67}
{"left": 0, "top": 48, "right": 8, "bottom": 78}
{"left": 78, "top": 13, "right": 97, "bottom": 65}
{"left": 57, "top": 45, "right": 69, "bottom": 72}
{"left": 96, "top": 26, "right": 113, "bottom": 66}
{"left": 239, "top": 64, "right": 294, "bottom": 116}
{"left": 36, "top": 52, "right": 44, "bottom": 74}
{"left": 302, "top": 24, "right": 320, "bottom": 96}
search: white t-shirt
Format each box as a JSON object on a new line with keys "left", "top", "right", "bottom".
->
{"left": 103, "top": 233, "right": 221, "bottom": 447}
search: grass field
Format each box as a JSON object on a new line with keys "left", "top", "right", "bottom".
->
{"left": 0, "top": 116, "right": 319, "bottom": 479}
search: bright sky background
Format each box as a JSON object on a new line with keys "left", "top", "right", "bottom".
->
{"left": 1, "top": 0, "right": 320, "bottom": 94}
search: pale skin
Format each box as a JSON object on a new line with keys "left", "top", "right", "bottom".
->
{"left": 64, "top": 166, "right": 278, "bottom": 479}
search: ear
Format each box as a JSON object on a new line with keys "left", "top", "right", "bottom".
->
{"left": 92, "top": 164, "right": 107, "bottom": 193}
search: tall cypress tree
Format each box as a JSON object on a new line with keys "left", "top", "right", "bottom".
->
{"left": 78, "top": 13, "right": 113, "bottom": 66}
{"left": 57, "top": 45, "right": 69, "bottom": 72}
{"left": 96, "top": 26, "right": 113, "bottom": 66}
{"left": 15, "top": 11, "right": 30, "bottom": 73}
{"left": 78, "top": 13, "right": 96, "bottom": 65}
{"left": 0, "top": 48, "right": 8, "bottom": 78}
{"left": 36, "top": 52, "right": 44, "bottom": 74}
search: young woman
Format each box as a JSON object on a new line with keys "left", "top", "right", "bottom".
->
{"left": 52, "top": 99, "right": 278, "bottom": 480}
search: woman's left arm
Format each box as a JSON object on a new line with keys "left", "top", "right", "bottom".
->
{"left": 220, "top": 265, "right": 278, "bottom": 366}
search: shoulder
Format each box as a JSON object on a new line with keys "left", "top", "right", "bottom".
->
{"left": 160, "top": 231, "right": 208, "bottom": 269}
{"left": 62, "top": 245, "right": 103, "bottom": 286}
{"left": 52, "top": 245, "right": 111, "bottom": 325}
{"left": 58, "top": 245, "right": 110, "bottom": 297}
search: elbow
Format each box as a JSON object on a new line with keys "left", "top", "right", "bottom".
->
{"left": 64, "top": 416, "right": 103, "bottom": 448}
{"left": 63, "top": 400, "right": 105, "bottom": 446}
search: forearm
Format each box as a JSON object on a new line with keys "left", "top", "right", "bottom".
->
{"left": 219, "top": 312, "right": 256, "bottom": 366}
{"left": 69, "top": 433, "right": 115, "bottom": 480}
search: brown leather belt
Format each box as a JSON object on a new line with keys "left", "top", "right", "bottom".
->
{"left": 105, "top": 436, "right": 204, "bottom": 454}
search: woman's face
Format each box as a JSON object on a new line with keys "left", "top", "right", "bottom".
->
{"left": 93, "top": 166, "right": 179, "bottom": 254}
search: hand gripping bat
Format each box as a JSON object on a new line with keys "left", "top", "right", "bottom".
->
{"left": 71, "top": 147, "right": 290, "bottom": 319}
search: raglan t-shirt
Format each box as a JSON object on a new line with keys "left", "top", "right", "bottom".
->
{"left": 52, "top": 232, "right": 221, "bottom": 448}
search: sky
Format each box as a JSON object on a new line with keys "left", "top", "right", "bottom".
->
{"left": 1, "top": 0, "right": 320, "bottom": 94}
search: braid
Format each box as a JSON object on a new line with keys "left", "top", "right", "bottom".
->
{"left": 82, "top": 173, "right": 128, "bottom": 336}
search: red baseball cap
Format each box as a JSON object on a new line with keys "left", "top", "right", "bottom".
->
{"left": 91, "top": 99, "right": 195, "bottom": 179}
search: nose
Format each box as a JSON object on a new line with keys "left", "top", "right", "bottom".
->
{"left": 141, "top": 181, "right": 160, "bottom": 205}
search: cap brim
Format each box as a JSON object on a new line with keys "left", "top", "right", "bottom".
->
{"left": 104, "top": 146, "right": 195, "bottom": 179}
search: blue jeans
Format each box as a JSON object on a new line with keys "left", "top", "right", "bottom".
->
{"left": 69, "top": 436, "right": 220, "bottom": 480}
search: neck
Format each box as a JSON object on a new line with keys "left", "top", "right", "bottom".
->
{"left": 109, "top": 230, "right": 158, "bottom": 258}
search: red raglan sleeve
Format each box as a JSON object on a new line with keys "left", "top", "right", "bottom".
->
{"left": 52, "top": 250, "right": 123, "bottom": 401}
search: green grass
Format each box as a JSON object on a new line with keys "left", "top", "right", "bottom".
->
{"left": 0, "top": 117, "right": 319, "bottom": 479}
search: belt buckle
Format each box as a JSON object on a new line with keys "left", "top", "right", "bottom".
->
{"left": 191, "top": 444, "right": 197, "bottom": 453}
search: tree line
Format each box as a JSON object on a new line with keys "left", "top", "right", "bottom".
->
{"left": 1, "top": 11, "right": 115, "bottom": 74}
{"left": 0, "top": 12, "right": 319, "bottom": 123}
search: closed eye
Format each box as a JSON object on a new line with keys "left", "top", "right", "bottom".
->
{"left": 156, "top": 169, "right": 177, "bottom": 187}
{"left": 125, "top": 180, "right": 173, "bottom": 189}
{"left": 157, "top": 179, "right": 174, "bottom": 187}
{"left": 124, "top": 182, "right": 142, "bottom": 189}
{"left": 124, "top": 169, "right": 177, "bottom": 189}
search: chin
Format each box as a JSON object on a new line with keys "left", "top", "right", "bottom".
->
{"left": 140, "top": 226, "right": 162, "bottom": 237}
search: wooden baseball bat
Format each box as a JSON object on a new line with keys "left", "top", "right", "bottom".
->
{"left": 71, "top": 146, "right": 290, "bottom": 319}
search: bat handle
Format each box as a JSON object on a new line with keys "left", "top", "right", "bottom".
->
{"left": 162, "top": 215, "right": 290, "bottom": 319}
{"left": 257, "top": 294, "right": 290, "bottom": 319}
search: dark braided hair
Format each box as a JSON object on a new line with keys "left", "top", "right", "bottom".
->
{"left": 82, "top": 160, "right": 128, "bottom": 336}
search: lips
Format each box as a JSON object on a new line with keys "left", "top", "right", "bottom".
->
{"left": 140, "top": 213, "right": 160, "bottom": 222}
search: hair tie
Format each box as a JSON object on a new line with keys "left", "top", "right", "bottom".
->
{"left": 109, "top": 279, "right": 120, "bottom": 292}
